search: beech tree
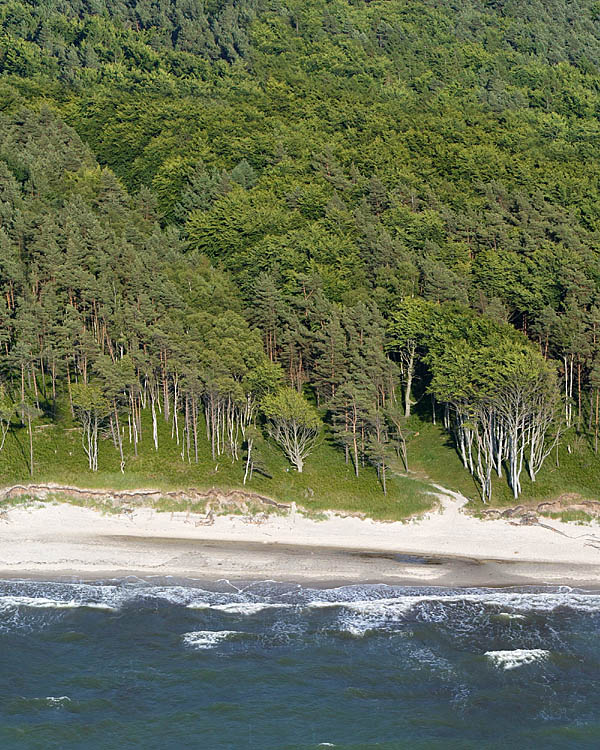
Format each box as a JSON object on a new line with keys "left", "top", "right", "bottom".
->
{"left": 387, "top": 298, "right": 434, "bottom": 417}
{"left": 0, "top": 385, "right": 15, "bottom": 453}
{"left": 71, "top": 383, "right": 110, "bottom": 472}
{"left": 242, "top": 425, "right": 264, "bottom": 484}
{"left": 429, "top": 329, "right": 560, "bottom": 502}
{"left": 386, "top": 404, "right": 412, "bottom": 471}
{"left": 262, "top": 388, "right": 321, "bottom": 473}
{"left": 19, "top": 401, "right": 42, "bottom": 478}
{"left": 493, "top": 358, "right": 560, "bottom": 493}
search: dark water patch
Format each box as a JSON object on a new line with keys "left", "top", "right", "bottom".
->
{"left": 394, "top": 552, "right": 444, "bottom": 565}
{"left": 348, "top": 550, "right": 445, "bottom": 565}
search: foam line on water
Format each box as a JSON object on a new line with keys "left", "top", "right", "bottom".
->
{"left": 307, "top": 591, "right": 600, "bottom": 615}
{"left": 45, "top": 696, "right": 72, "bottom": 706}
{"left": 494, "top": 612, "right": 527, "bottom": 620}
{"left": 0, "top": 596, "right": 116, "bottom": 611}
{"left": 3, "top": 581, "right": 600, "bottom": 625}
{"left": 187, "top": 602, "right": 292, "bottom": 615}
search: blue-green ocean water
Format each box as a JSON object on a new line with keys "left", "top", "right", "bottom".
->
{"left": 1, "top": 579, "right": 599, "bottom": 749}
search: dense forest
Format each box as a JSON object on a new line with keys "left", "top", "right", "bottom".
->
{"left": 1, "top": 0, "right": 600, "bottom": 509}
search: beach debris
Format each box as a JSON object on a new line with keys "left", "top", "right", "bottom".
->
{"left": 195, "top": 507, "right": 215, "bottom": 526}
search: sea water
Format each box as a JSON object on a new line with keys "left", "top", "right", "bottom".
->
{"left": 0, "top": 579, "right": 599, "bottom": 749}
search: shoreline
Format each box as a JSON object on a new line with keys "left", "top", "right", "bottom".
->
{"left": 1, "top": 486, "right": 600, "bottom": 587}
{"left": 2, "top": 550, "right": 600, "bottom": 590}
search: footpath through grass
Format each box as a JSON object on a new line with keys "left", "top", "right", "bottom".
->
{"left": 405, "top": 421, "right": 600, "bottom": 510}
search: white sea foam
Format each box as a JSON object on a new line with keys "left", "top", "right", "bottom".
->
{"left": 0, "top": 582, "right": 232, "bottom": 613}
{"left": 308, "top": 591, "right": 600, "bottom": 618}
{"left": 45, "top": 696, "right": 71, "bottom": 707}
{"left": 0, "top": 596, "right": 116, "bottom": 611}
{"left": 188, "top": 602, "right": 291, "bottom": 615}
{"left": 485, "top": 649, "right": 550, "bottom": 670}
{"left": 182, "top": 630, "right": 239, "bottom": 650}
{"left": 339, "top": 624, "right": 370, "bottom": 637}
{"left": 3, "top": 581, "right": 600, "bottom": 630}
{"left": 495, "top": 612, "right": 527, "bottom": 621}
{"left": 306, "top": 590, "right": 600, "bottom": 639}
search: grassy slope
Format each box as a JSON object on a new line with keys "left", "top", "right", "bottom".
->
{"left": 405, "top": 422, "right": 600, "bottom": 509}
{"left": 4, "top": 399, "right": 600, "bottom": 518}
{"left": 0, "top": 408, "right": 433, "bottom": 522}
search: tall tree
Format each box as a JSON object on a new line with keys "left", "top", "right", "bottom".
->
{"left": 262, "top": 388, "right": 321, "bottom": 473}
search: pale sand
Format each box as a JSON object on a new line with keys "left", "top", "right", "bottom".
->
{"left": 1, "top": 488, "right": 600, "bottom": 586}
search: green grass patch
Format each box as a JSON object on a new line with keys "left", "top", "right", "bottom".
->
{"left": 0, "top": 402, "right": 434, "bottom": 522}
{"left": 400, "top": 419, "right": 600, "bottom": 511}
{"left": 404, "top": 421, "right": 481, "bottom": 500}
{"left": 9, "top": 399, "right": 600, "bottom": 520}
{"left": 545, "top": 510, "right": 595, "bottom": 525}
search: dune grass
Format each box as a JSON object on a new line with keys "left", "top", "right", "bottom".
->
{"left": 546, "top": 510, "right": 594, "bottom": 525}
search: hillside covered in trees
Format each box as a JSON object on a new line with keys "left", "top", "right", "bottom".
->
{"left": 1, "top": 0, "right": 600, "bottom": 512}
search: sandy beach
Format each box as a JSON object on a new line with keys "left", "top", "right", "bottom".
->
{"left": 1, "top": 487, "right": 600, "bottom": 586}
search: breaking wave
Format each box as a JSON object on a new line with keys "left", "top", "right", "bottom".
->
{"left": 485, "top": 649, "right": 550, "bottom": 670}
{"left": 1, "top": 579, "right": 599, "bottom": 621}
{"left": 1, "top": 579, "right": 600, "bottom": 647}
{"left": 0, "top": 596, "right": 115, "bottom": 611}
{"left": 306, "top": 590, "right": 600, "bottom": 617}
{"left": 187, "top": 602, "right": 292, "bottom": 615}
{"left": 182, "top": 630, "right": 240, "bottom": 650}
